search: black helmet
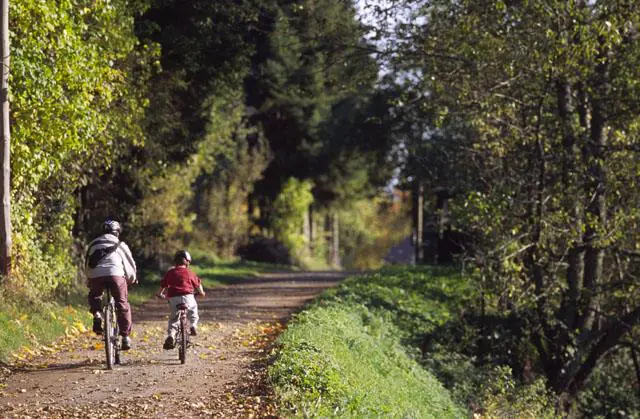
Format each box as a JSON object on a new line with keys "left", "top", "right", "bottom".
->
{"left": 174, "top": 250, "right": 192, "bottom": 265}
{"left": 102, "top": 220, "right": 122, "bottom": 236}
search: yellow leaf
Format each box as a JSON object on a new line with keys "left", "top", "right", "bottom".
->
{"left": 73, "top": 321, "right": 87, "bottom": 333}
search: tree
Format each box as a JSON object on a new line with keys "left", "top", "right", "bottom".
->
{"left": 12, "top": 0, "right": 152, "bottom": 292}
{"left": 246, "top": 0, "right": 383, "bottom": 212}
{"left": 390, "top": 0, "right": 640, "bottom": 408}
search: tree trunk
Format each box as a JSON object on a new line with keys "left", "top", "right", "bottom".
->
{"left": 330, "top": 211, "right": 340, "bottom": 268}
{"left": 556, "top": 79, "right": 585, "bottom": 329}
{"left": 630, "top": 344, "right": 640, "bottom": 400}
{"left": 303, "top": 206, "right": 311, "bottom": 254}
{"left": 0, "top": 0, "right": 10, "bottom": 276}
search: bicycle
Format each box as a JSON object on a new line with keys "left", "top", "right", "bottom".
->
{"left": 176, "top": 303, "right": 190, "bottom": 364}
{"left": 103, "top": 287, "right": 121, "bottom": 369}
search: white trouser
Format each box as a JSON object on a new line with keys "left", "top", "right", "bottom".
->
{"left": 167, "top": 294, "right": 199, "bottom": 338}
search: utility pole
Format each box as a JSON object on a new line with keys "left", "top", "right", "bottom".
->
{"left": 0, "top": 0, "right": 11, "bottom": 276}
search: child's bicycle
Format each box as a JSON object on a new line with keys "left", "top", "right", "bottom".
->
{"left": 175, "top": 303, "right": 191, "bottom": 364}
{"left": 158, "top": 292, "right": 193, "bottom": 364}
{"left": 103, "top": 288, "right": 121, "bottom": 369}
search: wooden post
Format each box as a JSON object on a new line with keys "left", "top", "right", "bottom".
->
{"left": 413, "top": 180, "right": 424, "bottom": 264}
{"left": 0, "top": 0, "right": 11, "bottom": 276}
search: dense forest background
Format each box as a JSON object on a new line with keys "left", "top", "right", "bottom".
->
{"left": 5, "top": 0, "right": 640, "bottom": 415}
{"left": 10, "top": 0, "right": 410, "bottom": 291}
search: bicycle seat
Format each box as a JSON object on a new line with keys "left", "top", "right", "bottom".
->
{"left": 176, "top": 303, "right": 188, "bottom": 310}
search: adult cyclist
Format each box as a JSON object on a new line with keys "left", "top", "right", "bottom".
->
{"left": 86, "top": 220, "right": 137, "bottom": 350}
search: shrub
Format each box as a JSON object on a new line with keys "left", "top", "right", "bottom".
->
{"left": 236, "top": 235, "right": 292, "bottom": 265}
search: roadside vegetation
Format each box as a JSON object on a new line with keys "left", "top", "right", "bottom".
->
{"left": 269, "top": 267, "right": 556, "bottom": 417}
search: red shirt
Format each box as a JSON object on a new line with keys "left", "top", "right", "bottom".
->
{"left": 160, "top": 265, "right": 202, "bottom": 297}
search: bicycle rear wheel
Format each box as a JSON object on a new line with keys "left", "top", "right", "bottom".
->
{"left": 104, "top": 299, "right": 115, "bottom": 369}
{"left": 104, "top": 291, "right": 120, "bottom": 369}
{"left": 178, "top": 311, "right": 187, "bottom": 364}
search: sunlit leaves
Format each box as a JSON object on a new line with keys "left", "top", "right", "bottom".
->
{"left": 11, "top": 0, "right": 152, "bottom": 291}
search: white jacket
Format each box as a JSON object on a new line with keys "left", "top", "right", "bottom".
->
{"left": 86, "top": 233, "right": 137, "bottom": 282}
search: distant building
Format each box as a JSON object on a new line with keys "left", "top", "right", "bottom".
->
{"left": 383, "top": 235, "right": 415, "bottom": 265}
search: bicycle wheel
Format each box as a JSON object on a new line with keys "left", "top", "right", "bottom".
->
{"left": 104, "top": 292, "right": 115, "bottom": 369}
{"left": 178, "top": 310, "right": 187, "bottom": 364}
{"left": 112, "top": 298, "right": 121, "bottom": 365}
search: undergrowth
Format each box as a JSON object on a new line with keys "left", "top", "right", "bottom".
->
{"left": 0, "top": 295, "right": 90, "bottom": 363}
{"left": 269, "top": 266, "right": 557, "bottom": 418}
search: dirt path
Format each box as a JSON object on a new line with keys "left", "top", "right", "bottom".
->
{"left": 0, "top": 272, "right": 346, "bottom": 418}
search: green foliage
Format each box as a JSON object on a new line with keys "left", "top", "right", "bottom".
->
{"left": 193, "top": 96, "right": 271, "bottom": 258}
{"left": 137, "top": 157, "right": 200, "bottom": 261}
{"left": 269, "top": 267, "right": 471, "bottom": 417}
{"left": 477, "top": 366, "right": 556, "bottom": 419}
{"left": 577, "top": 346, "right": 640, "bottom": 418}
{"left": 385, "top": 0, "right": 640, "bottom": 406}
{"left": 271, "top": 178, "right": 314, "bottom": 265}
{"left": 11, "top": 0, "right": 152, "bottom": 293}
{"left": 248, "top": 0, "right": 391, "bottom": 221}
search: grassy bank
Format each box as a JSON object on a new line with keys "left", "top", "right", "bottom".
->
{"left": 268, "top": 266, "right": 470, "bottom": 417}
{"left": 0, "top": 255, "right": 290, "bottom": 363}
{"left": 0, "top": 299, "right": 89, "bottom": 363}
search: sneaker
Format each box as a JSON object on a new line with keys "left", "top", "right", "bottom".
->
{"left": 92, "top": 314, "right": 103, "bottom": 335}
{"left": 163, "top": 336, "right": 175, "bottom": 350}
{"left": 190, "top": 327, "right": 197, "bottom": 336}
{"left": 121, "top": 336, "right": 132, "bottom": 351}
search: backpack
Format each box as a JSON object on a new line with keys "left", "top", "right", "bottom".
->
{"left": 87, "top": 241, "right": 122, "bottom": 269}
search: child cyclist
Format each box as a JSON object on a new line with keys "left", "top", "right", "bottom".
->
{"left": 159, "top": 250, "right": 206, "bottom": 350}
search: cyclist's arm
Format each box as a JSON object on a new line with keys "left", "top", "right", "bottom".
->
{"left": 120, "top": 243, "right": 137, "bottom": 283}
{"left": 191, "top": 273, "right": 205, "bottom": 297}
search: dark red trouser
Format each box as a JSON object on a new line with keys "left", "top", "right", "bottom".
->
{"left": 88, "top": 276, "right": 132, "bottom": 336}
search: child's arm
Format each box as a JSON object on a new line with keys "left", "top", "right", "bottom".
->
{"left": 157, "top": 287, "right": 168, "bottom": 298}
{"left": 192, "top": 272, "right": 205, "bottom": 297}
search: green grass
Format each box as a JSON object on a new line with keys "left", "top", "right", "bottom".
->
{"left": 269, "top": 266, "right": 471, "bottom": 418}
{"left": 0, "top": 298, "right": 90, "bottom": 363}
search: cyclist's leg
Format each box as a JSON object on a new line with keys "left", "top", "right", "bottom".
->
{"left": 185, "top": 294, "right": 199, "bottom": 329}
{"left": 166, "top": 296, "right": 182, "bottom": 339}
{"left": 87, "top": 276, "right": 106, "bottom": 315}
{"left": 107, "top": 276, "right": 132, "bottom": 337}
{"left": 88, "top": 277, "right": 106, "bottom": 334}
